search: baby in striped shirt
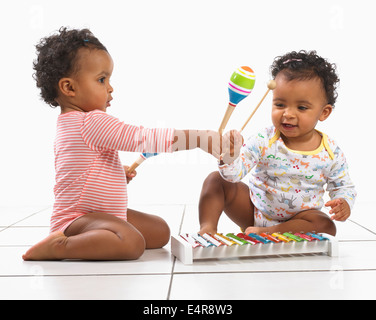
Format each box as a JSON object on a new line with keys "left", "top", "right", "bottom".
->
{"left": 23, "top": 27, "right": 241, "bottom": 261}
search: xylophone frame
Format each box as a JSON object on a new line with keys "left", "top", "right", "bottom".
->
{"left": 170, "top": 234, "right": 338, "bottom": 265}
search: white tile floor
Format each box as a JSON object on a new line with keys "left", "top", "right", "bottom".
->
{"left": 0, "top": 201, "right": 375, "bottom": 300}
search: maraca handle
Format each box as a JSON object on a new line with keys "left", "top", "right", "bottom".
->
{"left": 128, "top": 156, "right": 145, "bottom": 173}
{"left": 218, "top": 103, "right": 236, "bottom": 135}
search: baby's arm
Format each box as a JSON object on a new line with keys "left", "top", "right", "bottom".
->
{"left": 172, "top": 129, "right": 220, "bottom": 158}
{"left": 218, "top": 132, "right": 261, "bottom": 183}
{"left": 81, "top": 111, "right": 243, "bottom": 161}
{"left": 326, "top": 146, "right": 357, "bottom": 221}
{"left": 172, "top": 129, "right": 243, "bottom": 163}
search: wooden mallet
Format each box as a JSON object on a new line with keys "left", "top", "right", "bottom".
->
{"left": 239, "top": 80, "right": 277, "bottom": 133}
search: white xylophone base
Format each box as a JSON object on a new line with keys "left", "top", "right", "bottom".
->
{"left": 171, "top": 234, "right": 338, "bottom": 265}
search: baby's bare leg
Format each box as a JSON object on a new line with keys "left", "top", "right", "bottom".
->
{"left": 22, "top": 212, "right": 145, "bottom": 261}
{"left": 245, "top": 210, "right": 337, "bottom": 236}
{"left": 198, "top": 171, "right": 254, "bottom": 234}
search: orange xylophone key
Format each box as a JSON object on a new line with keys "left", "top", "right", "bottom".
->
{"left": 260, "top": 232, "right": 281, "bottom": 243}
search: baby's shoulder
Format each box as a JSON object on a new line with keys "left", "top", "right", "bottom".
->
{"left": 245, "top": 126, "right": 276, "bottom": 145}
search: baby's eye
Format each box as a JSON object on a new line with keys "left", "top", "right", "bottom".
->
{"left": 99, "top": 77, "right": 105, "bottom": 83}
{"left": 274, "top": 103, "right": 285, "bottom": 108}
{"left": 298, "top": 106, "right": 308, "bottom": 111}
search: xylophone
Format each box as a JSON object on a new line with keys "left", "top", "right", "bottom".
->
{"left": 171, "top": 232, "right": 338, "bottom": 264}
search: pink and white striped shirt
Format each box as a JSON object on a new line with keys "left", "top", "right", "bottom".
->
{"left": 51, "top": 110, "right": 175, "bottom": 233}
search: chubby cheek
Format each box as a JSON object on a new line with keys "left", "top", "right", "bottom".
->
{"left": 271, "top": 109, "right": 282, "bottom": 126}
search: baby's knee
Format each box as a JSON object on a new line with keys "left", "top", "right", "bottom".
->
{"left": 124, "top": 233, "right": 146, "bottom": 260}
{"left": 153, "top": 218, "right": 170, "bottom": 248}
{"left": 312, "top": 212, "right": 337, "bottom": 236}
{"left": 202, "top": 171, "right": 225, "bottom": 193}
{"left": 203, "top": 171, "right": 222, "bottom": 184}
{"left": 320, "top": 216, "right": 337, "bottom": 236}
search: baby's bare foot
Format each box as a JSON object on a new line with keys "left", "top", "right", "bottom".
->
{"left": 22, "top": 231, "right": 67, "bottom": 261}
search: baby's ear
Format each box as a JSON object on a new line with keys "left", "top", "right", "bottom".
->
{"left": 58, "top": 78, "right": 76, "bottom": 97}
{"left": 319, "top": 104, "right": 333, "bottom": 121}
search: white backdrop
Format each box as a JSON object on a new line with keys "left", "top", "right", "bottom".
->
{"left": 0, "top": 0, "right": 373, "bottom": 210}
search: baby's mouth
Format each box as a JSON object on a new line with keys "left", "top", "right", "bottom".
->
{"left": 282, "top": 123, "right": 297, "bottom": 129}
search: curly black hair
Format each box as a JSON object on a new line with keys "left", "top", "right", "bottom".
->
{"left": 33, "top": 27, "right": 108, "bottom": 107}
{"left": 270, "top": 50, "right": 339, "bottom": 106}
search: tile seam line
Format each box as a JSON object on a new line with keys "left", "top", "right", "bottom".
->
{"left": 0, "top": 205, "right": 52, "bottom": 232}
{"left": 0, "top": 272, "right": 173, "bottom": 278}
{"left": 348, "top": 219, "right": 376, "bottom": 236}
{"left": 172, "top": 268, "right": 376, "bottom": 276}
{"left": 166, "top": 204, "right": 186, "bottom": 300}
{"left": 2, "top": 268, "right": 376, "bottom": 279}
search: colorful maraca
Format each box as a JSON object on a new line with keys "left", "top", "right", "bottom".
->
{"left": 218, "top": 66, "right": 256, "bottom": 135}
{"left": 128, "top": 153, "right": 159, "bottom": 173}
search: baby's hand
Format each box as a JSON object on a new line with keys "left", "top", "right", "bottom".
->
{"left": 325, "top": 198, "right": 350, "bottom": 221}
{"left": 220, "top": 130, "right": 244, "bottom": 164}
{"left": 123, "top": 166, "right": 137, "bottom": 184}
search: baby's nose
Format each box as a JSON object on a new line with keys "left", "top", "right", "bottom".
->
{"left": 283, "top": 108, "right": 295, "bottom": 118}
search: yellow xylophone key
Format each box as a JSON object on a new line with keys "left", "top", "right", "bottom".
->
{"left": 272, "top": 232, "right": 293, "bottom": 243}
{"left": 214, "top": 233, "right": 237, "bottom": 246}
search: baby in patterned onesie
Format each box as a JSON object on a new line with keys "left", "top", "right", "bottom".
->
{"left": 199, "top": 50, "right": 356, "bottom": 236}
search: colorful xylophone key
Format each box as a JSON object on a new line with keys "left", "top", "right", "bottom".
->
{"left": 236, "top": 233, "right": 258, "bottom": 245}
{"left": 214, "top": 233, "right": 237, "bottom": 246}
{"left": 226, "top": 233, "right": 250, "bottom": 245}
{"left": 201, "top": 233, "right": 223, "bottom": 247}
{"left": 272, "top": 232, "right": 293, "bottom": 243}
{"left": 248, "top": 233, "right": 272, "bottom": 244}
{"left": 283, "top": 232, "right": 305, "bottom": 242}
{"left": 306, "top": 232, "right": 329, "bottom": 241}
{"left": 260, "top": 233, "right": 281, "bottom": 243}
{"left": 180, "top": 233, "right": 201, "bottom": 248}
{"left": 190, "top": 233, "right": 214, "bottom": 247}
{"left": 294, "top": 232, "right": 316, "bottom": 241}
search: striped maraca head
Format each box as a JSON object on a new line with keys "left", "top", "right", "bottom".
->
{"left": 141, "top": 153, "right": 159, "bottom": 160}
{"left": 228, "top": 66, "right": 256, "bottom": 106}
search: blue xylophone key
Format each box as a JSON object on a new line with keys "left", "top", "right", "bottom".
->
{"left": 191, "top": 233, "right": 214, "bottom": 247}
{"left": 306, "top": 232, "right": 329, "bottom": 241}
{"left": 248, "top": 233, "right": 272, "bottom": 244}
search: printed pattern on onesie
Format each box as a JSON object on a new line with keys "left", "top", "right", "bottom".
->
{"left": 219, "top": 126, "right": 357, "bottom": 227}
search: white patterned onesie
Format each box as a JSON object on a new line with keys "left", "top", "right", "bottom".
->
{"left": 219, "top": 126, "right": 356, "bottom": 227}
